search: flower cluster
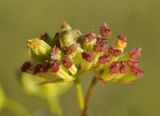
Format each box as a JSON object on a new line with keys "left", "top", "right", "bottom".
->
{"left": 21, "top": 22, "right": 144, "bottom": 84}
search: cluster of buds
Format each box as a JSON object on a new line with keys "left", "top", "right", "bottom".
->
{"left": 21, "top": 22, "right": 144, "bottom": 84}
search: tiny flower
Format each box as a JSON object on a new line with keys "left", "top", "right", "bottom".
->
{"left": 82, "top": 51, "right": 94, "bottom": 62}
{"left": 98, "top": 55, "right": 112, "bottom": 64}
{"left": 50, "top": 60, "right": 74, "bottom": 80}
{"left": 27, "top": 38, "right": 51, "bottom": 60}
{"left": 127, "top": 48, "right": 142, "bottom": 68}
{"left": 62, "top": 57, "right": 77, "bottom": 75}
{"left": 64, "top": 44, "right": 77, "bottom": 55}
{"left": 84, "top": 32, "right": 97, "bottom": 42}
{"left": 110, "top": 61, "right": 128, "bottom": 74}
{"left": 50, "top": 46, "right": 62, "bottom": 60}
{"left": 94, "top": 40, "right": 107, "bottom": 52}
{"left": 83, "top": 32, "right": 97, "bottom": 51}
{"left": 51, "top": 60, "right": 60, "bottom": 73}
{"left": 130, "top": 48, "right": 142, "bottom": 60}
{"left": 115, "top": 34, "right": 127, "bottom": 49}
{"left": 130, "top": 67, "right": 144, "bottom": 78}
{"left": 128, "top": 59, "right": 139, "bottom": 68}
{"left": 81, "top": 51, "right": 94, "bottom": 70}
{"left": 100, "top": 23, "right": 112, "bottom": 38}
{"left": 109, "top": 46, "right": 122, "bottom": 57}
{"left": 62, "top": 57, "right": 73, "bottom": 68}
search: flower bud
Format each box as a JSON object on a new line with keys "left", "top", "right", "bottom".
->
{"left": 62, "top": 57, "right": 77, "bottom": 75}
{"left": 99, "top": 61, "right": 128, "bottom": 82}
{"left": 94, "top": 41, "right": 107, "bottom": 52}
{"left": 115, "top": 34, "right": 127, "bottom": 50}
{"left": 51, "top": 60, "right": 74, "bottom": 81}
{"left": 130, "top": 48, "right": 142, "bottom": 60}
{"left": 50, "top": 46, "right": 63, "bottom": 60}
{"left": 83, "top": 32, "right": 97, "bottom": 51}
{"left": 81, "top": 51, "right": 94, "bottom": 70}
{"left": 61, "top": 21, "right": 72, "bottom": 31}
{"left": 130, "top": 67, "right": 144, "bottom": 78}
{"left": 40, "top": 32, "right": 53, "bottom": 46}
{"left": 59, "top": 30, "right": 81, "bottom": 49}
{"left": 99, "top": 55, "right": 112, "bottom": 64}
{"left": 63, "top": 44, "right": 83, "bottom": 66}
{"left": 100, "top": 23, "right": 112, "bottom": 38}
{"left": 64, "top": 44, "right": 77, "bottom": 55}
{"left": 27, "top": 38, "right": 51, "bottom": 60}
{"left": 109, "top": 46, "right": 122, "bottom": 57}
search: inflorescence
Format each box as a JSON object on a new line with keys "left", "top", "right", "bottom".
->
{"left": 21, "top": 22, "right": 144, "bottom": 84}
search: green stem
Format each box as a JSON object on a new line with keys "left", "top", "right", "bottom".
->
{"left": 83, "top": 77, "right": 98, "bottom": 116}
{"left": 4, "top": 98, "right": 31, "bottom": 116}
{"left": 74, "top": 79, "right": 85, "bottom": 116}
{"left": 47, "top": 96, "right": 63, "bottom": 116}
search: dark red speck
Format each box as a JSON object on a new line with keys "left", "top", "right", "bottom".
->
{"left": 110, "top": 61, "right": 127, "bottom": 74}
{"left": 40, "top": 32, "right": 49, "bottom": 40}
{"left": 84, "top": 32, "right": 96, "bottom": 42}
{"left": 117, "top": 34, "right": 127, "bottom": 42}
{"left": 33, "top": 64, "right": 43, "bottom": 74}
{"left": 99, "top": 55, "right": 112, "bottom": 64}
{"left": 130, "top": 48, "right": 141, "bottom": 60}
{"left": 65, "top": 44, "right": 77, "bottom": 55}
{"left": 42, "top": 60, "right": 52, "bottom": 72}
{"left": 109, "top": 46, "right": 122, "bottom": 56}
{"left": 51, "top": 60, "right": 60, "bottom": 73}
{"left": 82, "top": 51, "right": 94, "bottom": 62}
{"left": 119, "top": 61, "right": 128, "bottom": 73}
{"left": 128, "top": 59, "right": 139, "bottom": 68}
{"left": 131, "top": 67, "right": 144, "bottom": 78}
{"left": 62, "top": 57, "right": 73, "bottom": 68}
{"left": 21, "top": 61, "right": 31, "bottom": 72}
{"left": 100, "top": 23, "right": 112, "bottom": 38}
{"left": 94, "top": 41, "right": 107, "bottom": 52}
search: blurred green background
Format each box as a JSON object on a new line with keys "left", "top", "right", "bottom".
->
{"left": 0, "top": 0, "right": 160, "bottom": 116}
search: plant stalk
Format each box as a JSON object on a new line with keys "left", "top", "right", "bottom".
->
{"left": 82, "top": 77, "right": 98, "bottom": 116}
{"left": 74, "top": 79, "right": 85, "bottom": 116}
